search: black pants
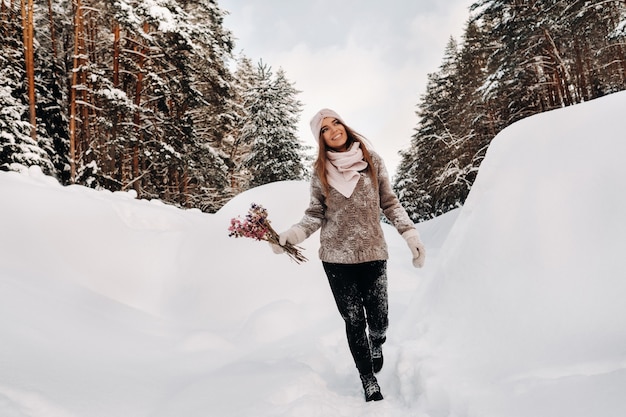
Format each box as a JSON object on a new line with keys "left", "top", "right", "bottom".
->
{"left": 322, "top": 260, "right": 388, "bottom": 376}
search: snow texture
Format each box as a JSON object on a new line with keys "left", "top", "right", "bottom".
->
{"left": 1, "top": 91, "right": 625, "bottom": 416}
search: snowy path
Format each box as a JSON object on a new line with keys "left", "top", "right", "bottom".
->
{"left": 2, "top": 91, "right": 626, "bottom": 416}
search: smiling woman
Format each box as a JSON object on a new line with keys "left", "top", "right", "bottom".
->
{"left": 320, "top": 117, "right": 348, "bottom": 151}
{"left": 269, "top": 107, "right": 426, "bottom": 402}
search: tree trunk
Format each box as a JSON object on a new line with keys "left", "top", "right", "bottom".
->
{"left": 108, "top": 22, "right": 120, "bottom": 177}
{"left": 1, "top": 1, "right": 7, "bottom": 35}
{"left": 46, "top": 0, "right": 58, "bottom": 60}
{"left": 572, "top": 36, "right": 588, "bottom": 101}
{"left": 113, "top": 23, "right": 120, "bottom": 87}
{"left": 130, "top": 21, "right": 149, "bottom": 194}
{"left": 543, "top": 28, "right": 573, "bottom": 106}
{"left": 69, "top": 0, "right": 85, "bottom": 182}
{"left": 21, "top": 0, "right": 36, "bottom": 141}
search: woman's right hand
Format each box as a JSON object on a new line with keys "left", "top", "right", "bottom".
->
{"left": 279, "top": 227, "right": 306, "bottom": 246}
{"left": 270, "top": 242, "right": 285, "bottom": 254}
{"left": 270, "top": 226, "right": 306, "bottom": 254}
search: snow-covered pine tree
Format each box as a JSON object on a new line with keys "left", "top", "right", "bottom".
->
{"left": 0, "top": 2, "right": 54, "bottom": 175}
{"left": 454, "top": 19, "right": 495, "bottom": 165}
{"left": 271, "top": 67, "right": 311, "bottom": 176}
{"left": 562, "top": 0, "right": 626, "bottom": 97}
{"left": 34, "top": 0, "right": 71, "bottom": 183}
{"left": 393, "top": 148, "right": 426, "bottom": 223}
{"left": 240, "top": 63, "right": 308, "bottom": 189}
{"left": 57, "top": 0, "right": 234, "bottom": 210}
{"left": 178, "top": 0, "right": 238, "bottom": 211}
{"left": 470, "top": 0, "right": 625, "bottom": 120}
{"left": 396, "top": 0, "right": 625, "bottom": 220}
{"left": 225, "top": 54, "right": 259, "bottom": 194}
{"left": 394, "top": 39, "right": 468, "bottom": 221}
{"left": 472, "top": 0, "right": 558, "bottom": 126}
{"left": 182, "top": 0, "right": 236, "bottom": 149}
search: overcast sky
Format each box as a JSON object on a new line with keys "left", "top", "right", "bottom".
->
{"left": 219, "top": 0, "right": 476, "bottom": 175}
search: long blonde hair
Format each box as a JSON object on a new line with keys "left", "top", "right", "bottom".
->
{"left": 313, "top": 122, "right": 377, "bottom": 195}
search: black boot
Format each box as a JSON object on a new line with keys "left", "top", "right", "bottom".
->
{"left": 371, "top": 343, "right": 384, "bottom": 373}
{"left": 360, "top": 373, "right": 383, "bottom": 402}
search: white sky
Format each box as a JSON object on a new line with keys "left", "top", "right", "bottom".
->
{"left": 219, "top": 0, "right": 476, "bottom": 175}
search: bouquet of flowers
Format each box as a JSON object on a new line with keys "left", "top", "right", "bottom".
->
{"left": 228, "top": 203, "right": 307, "bottom": 264}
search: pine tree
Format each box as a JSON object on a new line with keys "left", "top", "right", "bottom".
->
{"left": 0, "top": 1, "right": 54, "bottom": 175}
{"left": 54, "top": 0, "right": 235, "bottom": 210}
{"left": 35, "top": 0, "right": 71, "bottom": 183}
{"left": 445, "top": 20, "right": 493, "bottom": 194}
{"left": 183, "top": 0, "right": 236, "bottom": 149}
{"left": 225, "top": 54, "right": 259, "bottom": 193}
{"left": 394, "top": 38, "right": 469, "bottom": 220}
{"left": 395, "top": 0, "right": 626, "bottom": 220}
{"left": 241, "top": 63, "right": 308, "bottom": 189}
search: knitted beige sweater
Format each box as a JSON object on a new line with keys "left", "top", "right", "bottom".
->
{"left": 294, "top": 151, "right": 416, "bottom": 264}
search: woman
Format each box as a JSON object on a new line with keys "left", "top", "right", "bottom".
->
{"left": 271, "top": 108, "right": 426, "bottom": 402}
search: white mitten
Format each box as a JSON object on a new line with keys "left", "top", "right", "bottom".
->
{"left": 270, "top": 226, "right": 306, "bottom": 255}
{"left": 279, "top": 226, "right": 306, "bottom": 246}
{"left": 402, "top": 229, "right": 426, "bottom": 268}
{"left": 270, "top": 242, "right": 285, "bottom": 254}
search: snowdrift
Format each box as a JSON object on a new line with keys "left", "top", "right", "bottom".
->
{"left": 1, "top": 91, "right": 625, "bottom": 416}
{"left": 401, "top": 90, "right": 626, "bottom": 417}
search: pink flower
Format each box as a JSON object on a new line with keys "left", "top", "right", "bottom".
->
{"left": 228, "top": 203, "right": 307, "bottom": 264}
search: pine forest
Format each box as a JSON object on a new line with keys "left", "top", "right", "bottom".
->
{"left": 394, "top": 0, "right": 626, "bottom": 221}
{"left": 1, "top": 0, "right": 308, "bottom": 212}
{"left": 1, "top": 0, "right": 625, "bottom": 218}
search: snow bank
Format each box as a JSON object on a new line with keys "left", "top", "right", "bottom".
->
{"left": 402, "top": 91, "right": 626, "bottom": 417}
{"left": 1, "top": 91, "right": 626, "bottom": 416}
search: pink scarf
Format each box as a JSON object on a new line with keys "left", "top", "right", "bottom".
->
{"left": 325, "top": 142, "right": 368, "bottom": 198}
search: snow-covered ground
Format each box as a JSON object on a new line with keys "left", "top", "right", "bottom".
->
{"left": 1, "top": 91, "right": 625, "bottom": 416}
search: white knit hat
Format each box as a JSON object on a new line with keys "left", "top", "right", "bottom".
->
{"left": 309, "top": 108, "right": 344, "bottom": 141}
